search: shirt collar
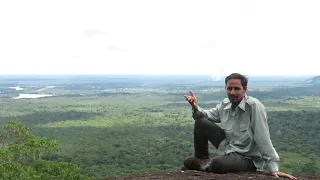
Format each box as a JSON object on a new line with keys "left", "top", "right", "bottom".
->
{"left": 223, "top": 95, "right": 247, "bottom": 111}
{"left": 238, "top": 96, "right": 247, "bottom": 111}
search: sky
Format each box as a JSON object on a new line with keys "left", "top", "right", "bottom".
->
{"left": 0, "top": 0, "right": 319, "bottom": 76}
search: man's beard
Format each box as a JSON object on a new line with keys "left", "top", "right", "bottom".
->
{"left": 229, "top": 96, "right": 239, "bottom": 103}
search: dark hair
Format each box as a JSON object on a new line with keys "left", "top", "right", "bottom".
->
{"left": 225, "top": 73, "right": 248, "bottom": 87}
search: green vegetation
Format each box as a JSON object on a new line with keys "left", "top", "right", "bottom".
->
{"left": 0, "top": 121, "right": 90, "bottom": 180}
{"left": 0, "top": 75, "right": 319, "bottom": 179}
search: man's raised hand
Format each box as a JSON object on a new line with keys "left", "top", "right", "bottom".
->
{"left": 184, "top": 90, "right": 198, "bottom": 110}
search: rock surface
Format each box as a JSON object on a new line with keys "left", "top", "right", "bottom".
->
{"left": 104, "top": 170, "right": 319, "bottom": 180}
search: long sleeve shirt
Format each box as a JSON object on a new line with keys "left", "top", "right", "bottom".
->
{"left": 192, "top": 95, "right": 280, "bottom": 173}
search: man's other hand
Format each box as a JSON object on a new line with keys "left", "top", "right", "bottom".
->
{"left": 272, "top": 171, "right": 297, "bottom": 179}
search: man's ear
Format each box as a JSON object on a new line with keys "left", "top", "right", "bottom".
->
{"left": 244, "top": 86, "right": 247, "bottom": 91}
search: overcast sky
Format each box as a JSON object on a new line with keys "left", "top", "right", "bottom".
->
{"left": 0, "top": 0, "right": 319, "bottom": 76}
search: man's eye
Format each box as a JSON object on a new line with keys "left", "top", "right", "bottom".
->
{"left": 227, "top": 87, "right": 240, "bottom": 91}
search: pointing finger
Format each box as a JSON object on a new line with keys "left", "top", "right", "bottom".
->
{"left": 189, "top": 90, "right": 195, "bottom": 97}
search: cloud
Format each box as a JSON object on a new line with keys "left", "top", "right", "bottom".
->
{"left": 202, "top": 42, "right": 217, "bottom": 47}
{"left": 210, "top": 68, "right": 227, "bottom": 81}
{"left": 83, "top": 29, "right": 106, "bottom": 36}
{"left": 108, "top": 46, "right": 127, "bottom": 52}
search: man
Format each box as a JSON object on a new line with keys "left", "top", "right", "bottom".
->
{"left": 183, "top": 73, "right": 297, "bottom": 179}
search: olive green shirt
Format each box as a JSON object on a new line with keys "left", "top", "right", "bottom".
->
{"left": 192, "top": 95, "right": 280, "bottom": 173}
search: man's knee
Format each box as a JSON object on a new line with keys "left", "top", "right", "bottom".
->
{"left": 208, "top": 154, "right": 253, "bottom": 173}
{"left": 195, "top": 117, "right": 214, "bottom": 129}
{"left": 195, "top": 117, "right": 220, "bottom": 132}
{"left": 208, "top": 158, "right": 229, "bottom": 173}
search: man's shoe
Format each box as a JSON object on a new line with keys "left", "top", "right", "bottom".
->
{"left": 183, "top": 157, "right": 211, "bottom": 171}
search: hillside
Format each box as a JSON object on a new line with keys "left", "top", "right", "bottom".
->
{"left": 306, "top": 75, "right": 320, "bottom": 84}
{"left": 104, "top": 170, "right": 319, "bottom": 180}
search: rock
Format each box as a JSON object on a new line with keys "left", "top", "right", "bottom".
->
{"left": 103, "top": 170, "right": 320, "bottom": 180}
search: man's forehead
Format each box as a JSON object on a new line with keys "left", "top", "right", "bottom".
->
{"left": 227, "top": 79, "right": 242, "bottom": 85}
{"left": 226, "top": 79, "right": 244, "bottom": 89}
{"left": 226, "top": 85, "right": 243, "bottom": 89}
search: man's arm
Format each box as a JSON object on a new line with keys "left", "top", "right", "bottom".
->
{"left": 192, "top": 103, "right": 221, "bottom": 123}
{"left": 251, "top": 101, "right": 280, "bottom": 173}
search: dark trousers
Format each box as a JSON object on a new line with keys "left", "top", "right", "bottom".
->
{"left": 194, "top": 117, "right": 256, "bottom": 173}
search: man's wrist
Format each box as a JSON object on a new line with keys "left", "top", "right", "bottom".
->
{"left": 268, "top": 161, "right": 279, "bottom": 173}
{"left": 192, "top": 107, "right": 198, "bottom": 113}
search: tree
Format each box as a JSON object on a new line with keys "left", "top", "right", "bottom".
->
{"left": 0, "top": 121, "right": 90, "bottom": 180}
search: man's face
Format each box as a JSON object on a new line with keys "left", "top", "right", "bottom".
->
{"left": 226, "top": 79, "right": 247, "bottom": 104}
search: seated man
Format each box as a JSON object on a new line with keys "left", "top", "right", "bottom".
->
{"left": 183, "top": 73, "right": 297, "bottom": 179}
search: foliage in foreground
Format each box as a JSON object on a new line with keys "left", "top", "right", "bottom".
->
{"left": 0, "top": 121, "right": 90, "bottom": 180}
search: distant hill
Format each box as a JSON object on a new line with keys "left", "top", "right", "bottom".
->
{"left": 306, "top": 75, "right": 320, "bottom": 84}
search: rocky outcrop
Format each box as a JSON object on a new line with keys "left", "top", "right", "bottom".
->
{"left": 104, "top": 170, "right": 319, "bottom": 180}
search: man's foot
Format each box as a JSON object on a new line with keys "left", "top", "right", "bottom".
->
{"left": 183, "top": 157, "right": 211, "bottom": 171}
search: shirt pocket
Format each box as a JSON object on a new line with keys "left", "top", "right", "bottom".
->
{"left": 240, "top": 121, "right": 250, "bottom": 132}
{"left": 221, "top": 122, "right": 233, "bottom": 142}
{"left": 235, "top": 123, "right": 252, "bottom": 147}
